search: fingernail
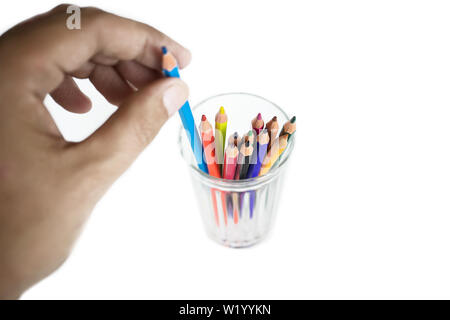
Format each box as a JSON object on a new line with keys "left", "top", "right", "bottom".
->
{"left": 163, "top": 82, "right": 188, "bottom": 117}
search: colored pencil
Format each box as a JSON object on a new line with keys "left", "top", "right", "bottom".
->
{"left": 223, "top": 143, "right": 239, "bottom": 223}
{"left": 209, "top": 190, "right": 220, "bottom": 227}
{"left": 226, "top": 132, "right": 240, "bottom": 219}
{"left": 198, "top": 115, "right": 222, "bottom": 226}
{"left": 280, "top": 116, "right": 297, "bottom": 141}
{"left": 220, "top": 190, "right": 227, "bottom": 226}
{"left": 265, "top": 116, "right": 279, "bottom": 150}
{"left": 236, "top": 131, "right": 257, "bottom": 214}
{"left": 247, "top": 129, "right": 270, "bottom": 179}
{"left": 228, "top": 132, "right": 241, "bottom": 148}
{"left": 235, "top": 141, "right": 254, "bottom": 217}
{"left": 162, "top": 47, "right": 208, "bottom": 173}
{"left": 223, "top": 143, "right": 239, "bottom": 180}
{"left": 259, "top": 134, "right": 288, "bottom": 176}
{"left": 241, "top": 130, "right": 255, "bottom": 148}
{"left": 251, "top": 113, "right": 264, "bottom": 135}
{"left": 226, "top": 132, "right": 242, "bottom": 218}
{"left": 232, "top": 192, "right": 240, "bottom": 224}
{"left": 247, "top": 129, "right": 270, "bottom": 217}
{"left": 235, "top": 140, "right": 254, "bottom": 180}
{"left": 199, "top": 115, "right": 221, "bottom": 178}
{"left": 215, "top": 106, "right": 228, "bottom": 170}
{"left": 271, "top": 116, "right": 297, "bottom": 171}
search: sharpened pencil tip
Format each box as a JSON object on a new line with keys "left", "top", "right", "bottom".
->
{"left": 291, "top": 116, "right": 296, "bottom": 123}
{"left": 162, "top": 46, "right": 168, "bottom": 54}
{"left": 219, "top": 106, "right": 225, "bottom": 114}
{"left": 257, "top": 113, "right": 262, "bottom": 120}
{"left": 201, "top": 114, "right": 207, "bottom": 121}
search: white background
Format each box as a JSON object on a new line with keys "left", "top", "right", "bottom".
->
{"left": 1, "top": 0, "right": 450, "bottom": 299}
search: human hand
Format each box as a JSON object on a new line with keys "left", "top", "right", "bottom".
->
{"left": 0, "top": 4, "right": 190, "bottom": 299}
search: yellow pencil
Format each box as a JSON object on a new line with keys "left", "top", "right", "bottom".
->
{"left": 258, "top": 134, "right": 288, "bottom": 176}
{"left": 215, "top": 106, "right": 228, "bottom": 171}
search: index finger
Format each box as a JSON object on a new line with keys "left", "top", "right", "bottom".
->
{"left": 0, "top": 4, "right": 191, "bottom": 99}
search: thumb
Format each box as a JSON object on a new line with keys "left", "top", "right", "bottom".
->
{"left": 79, "top": 77, "right": 188, "bottom": 176}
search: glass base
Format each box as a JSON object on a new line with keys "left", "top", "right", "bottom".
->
{"left": 207, "top": 232, "right": 267, "bottom": 248}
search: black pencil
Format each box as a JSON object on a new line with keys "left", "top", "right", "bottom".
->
{"left": 235, "top": 140, "right": 254, "bottom": 180}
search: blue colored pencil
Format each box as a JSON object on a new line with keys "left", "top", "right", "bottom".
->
{"left": 247, "top": 129, "right": 269, "bottom": 179}
{"left": 247, "top": 129, "right": 270, "bottom": 217}
{"left": 161, "top": 47, "right": 208, "bottom": 174}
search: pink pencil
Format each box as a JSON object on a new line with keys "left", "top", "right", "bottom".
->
{"left": 223, "top": 143, "right": 239, "bottom": 224}
{"left": 223, "top": 144, "right": 239, "bottom": 180}
{"left": 251, "top": 113, "right": 264, "bottom": 135}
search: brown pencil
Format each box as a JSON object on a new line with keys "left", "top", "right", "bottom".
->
{"left": 265, "top": 116, "right": 279, "bottom": 149}
{"left": 228, "top": 132, "right": 241, "bottom": 148}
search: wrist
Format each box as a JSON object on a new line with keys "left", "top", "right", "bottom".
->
{"left": 0, "top": 271, "right": 24, "bottom": 300}
{"left": 0, "top": 286, "right": 22, "bottom": 300}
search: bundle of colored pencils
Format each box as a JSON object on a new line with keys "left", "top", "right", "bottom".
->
{"left": 199, "top": 110, "right": 296, "bottom": 180}
{"left": 200, "top": 109, "right": 296, "bottom": 223}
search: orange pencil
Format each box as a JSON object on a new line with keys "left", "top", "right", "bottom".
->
{"left": 199, "top": 115, "right": 221, "bottom": 178}
{"left": 199, "top": 115, "right": 222, "bottom": 226}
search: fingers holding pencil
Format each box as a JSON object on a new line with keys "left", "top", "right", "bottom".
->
{"left": 1, "top": 5, "right": 191, "bottom": 102}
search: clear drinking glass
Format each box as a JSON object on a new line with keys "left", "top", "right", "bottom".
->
{"left": 178, "top": 93, "right": 294, "bottom": 248}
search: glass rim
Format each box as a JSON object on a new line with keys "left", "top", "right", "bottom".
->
{"left": 178, "top": 92, "right": 295, "bottom": 190}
